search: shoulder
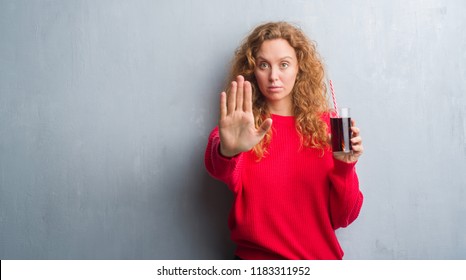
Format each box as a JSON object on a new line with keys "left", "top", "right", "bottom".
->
{"left": 319, "top": 111, "right": 331, "bottom": 124}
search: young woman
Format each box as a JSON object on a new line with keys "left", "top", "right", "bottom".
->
{"left": 205, "top": 22, "right": 364, "bottom": 260}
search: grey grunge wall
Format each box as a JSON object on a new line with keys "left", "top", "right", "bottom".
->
{"left": 1, "top": 0, "right": 465, "bottom": 259}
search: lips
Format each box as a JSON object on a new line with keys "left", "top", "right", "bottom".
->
{"left": 267, "top": 86, "right": 283, "bottom": 93}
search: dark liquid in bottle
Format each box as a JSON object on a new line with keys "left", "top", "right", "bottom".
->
{"left": 330, "top": 117, "right": 352, "bottom": 153}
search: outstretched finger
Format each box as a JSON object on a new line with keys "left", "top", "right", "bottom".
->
{"left": 227, "top": 81, "right": 237, "bottom": 114}
{"left": 235, "top": 75, "right": 244, "bottom": 111}
{"left": 257, "top": 118, "right": 273, "bottom": 136}
{"left": 220, "top": 91, "right": 227, "bottom": 120}
{"left": 243, "top": 81, "right": 253, "bottom": 112}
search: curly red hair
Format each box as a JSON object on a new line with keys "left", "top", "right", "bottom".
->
{"left": 226, "top": 22, "right": 330, "bottom": 159}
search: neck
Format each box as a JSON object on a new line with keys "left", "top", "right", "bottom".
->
{"left": 267, "top": 100, "right": 293, "bottom": 116}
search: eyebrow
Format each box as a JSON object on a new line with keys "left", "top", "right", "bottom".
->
{"left": 256, "top": 56, "right": 294, "bottom": 61}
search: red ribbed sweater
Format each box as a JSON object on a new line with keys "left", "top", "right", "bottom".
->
{"left": 205, "top": 114, "right": 363, "bottom": 260}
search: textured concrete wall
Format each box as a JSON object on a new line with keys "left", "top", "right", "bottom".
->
{"left": 1, "top": 0, "right": 465, "bottom": 259}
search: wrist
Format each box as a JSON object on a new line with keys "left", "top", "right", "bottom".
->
{"left": 219, "top": 145, "right": 239, "bottom": 158}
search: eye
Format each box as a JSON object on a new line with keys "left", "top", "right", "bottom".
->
{"left": 280, "top": 62, "right": 290, "bottom": 69}
{"left": 258, "top": 62, "right": 269, "bottom": 69}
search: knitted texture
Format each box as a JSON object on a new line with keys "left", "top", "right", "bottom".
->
{"left": 205, "top": 114, "right": 363, "bottom": 260}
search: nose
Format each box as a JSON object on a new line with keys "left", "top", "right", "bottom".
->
{"left": 268, "top": 66, "right": 279, "bottom": 82}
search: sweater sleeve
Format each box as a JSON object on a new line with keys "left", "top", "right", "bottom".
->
{"left": 204, "top": 127, "right": 243, "bottom": 193}
{"left": 328, "top": 159, "right": 363, "bottom": 229}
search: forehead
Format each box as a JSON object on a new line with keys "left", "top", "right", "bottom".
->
{"left": 256, "top": 39, "right": 297, "bottom": 59}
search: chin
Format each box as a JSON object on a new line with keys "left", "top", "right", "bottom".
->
{"left": 264, "top": 93, "right": 290, "bottom": 101}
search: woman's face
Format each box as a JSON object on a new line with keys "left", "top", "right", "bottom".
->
{"left": 254, "top": 39, "right": 299, "bottom": 112}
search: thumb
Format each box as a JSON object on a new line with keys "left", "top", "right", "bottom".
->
{"left": 257, "top": 118, "right": 272, "bottom": 137}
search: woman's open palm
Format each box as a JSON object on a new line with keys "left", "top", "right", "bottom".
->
{"left": 218, "top": 75, "right": 272, "bottom": 157}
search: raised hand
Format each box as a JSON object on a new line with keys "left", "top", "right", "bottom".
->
{"left": 218, "top": 75, "right": 272, "bottom": 157}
